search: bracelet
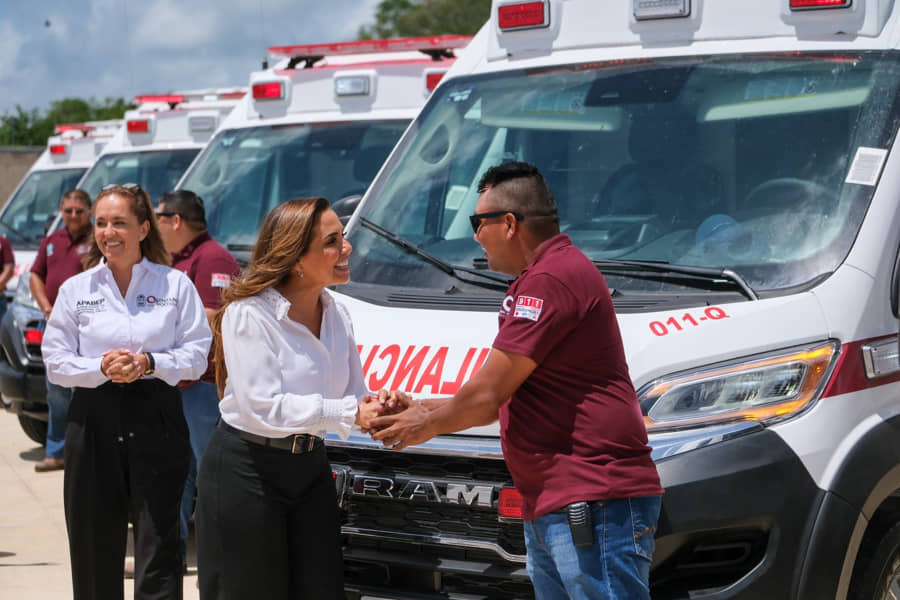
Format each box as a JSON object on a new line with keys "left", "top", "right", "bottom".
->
{"left": 144, "top": 352, "right": 155, "bottom": 376}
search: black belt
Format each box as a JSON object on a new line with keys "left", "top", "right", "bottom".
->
{"left": 219, "top": 421, "right": 322, "bottom": 454}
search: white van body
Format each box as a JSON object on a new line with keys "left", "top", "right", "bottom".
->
{"left": 176, "top": 36, "right": 469, "bottom": 253}
{"left": 326, "top": 1, "right": 900, "bottom": 598}
{"left": 0, "top": 121, "right": 121, "bottom": 295}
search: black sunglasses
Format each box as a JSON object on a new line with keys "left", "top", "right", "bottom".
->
{"left": 101, "top": 182, "right": 145, "bottom": 194}
{"left": 469, "top": 210, "right": 523, "bottom": 234}
{"left": 62, "top": 208, "right": 88, "bottom": 215}
{"left": 155, "top": 211, "right": 180, "bottom": 219}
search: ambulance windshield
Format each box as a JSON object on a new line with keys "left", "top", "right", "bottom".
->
{"left": 0, "top": 168, "right": 86, "bottom": 246}
{"left": 79, "top": 149, "right": 201, "bottom": 206}
{"left": 349, "top": 51, "right": 900, "bottom": 298}
{"left": 179, "top": 120, "right": 409, "bottom": 249}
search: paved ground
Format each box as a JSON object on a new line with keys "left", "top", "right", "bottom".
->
{"left": 0, "top": 412, "right": 200, "bottom": 599}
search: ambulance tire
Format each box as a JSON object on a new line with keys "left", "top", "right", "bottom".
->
{"left": 17, "top": 414, "right": 47, "bottom": 446}
{"left": 850, "top": 519, "right": 900, "bottom": 600}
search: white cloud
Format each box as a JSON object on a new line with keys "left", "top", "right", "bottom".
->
{"left": 0, "top": 20, "right": 25, "bottom": 79}
{"left": 132, "top": 0, "right": 224, "bottom": 50}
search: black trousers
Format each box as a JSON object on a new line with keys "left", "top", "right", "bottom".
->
{"left": 196, "top": 423, "right": 343, "bottom": 599}
{"left": 64, "top": 379, "right": 190, "bottom": 600}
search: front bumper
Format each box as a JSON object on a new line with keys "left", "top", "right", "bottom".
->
{"left": 333, "top": 423, "right": 827, "bottom": 599}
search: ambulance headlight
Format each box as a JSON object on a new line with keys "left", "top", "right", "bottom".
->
{"left": 639, "top": 341, "right": 837, "bottom": 432}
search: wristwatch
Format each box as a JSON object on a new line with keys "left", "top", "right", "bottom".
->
{"left": 144, "top": 352, "right": 155, "bottom": 376}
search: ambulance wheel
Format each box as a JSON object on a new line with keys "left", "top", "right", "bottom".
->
{"left": 17, "top": 414, "right": 47, "bottom": 446}
{"left": 850, "top": 520, "right": 900, "bottom": 600}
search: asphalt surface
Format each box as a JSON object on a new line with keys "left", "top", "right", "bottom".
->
{"left": 0, "top": 411, "right": 200, "bottom": 599}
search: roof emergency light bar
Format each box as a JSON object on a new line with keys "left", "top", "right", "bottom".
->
{"left": 133, "top": 94, "right": 186, "bottom": 109}
{"left": 268, "top": 35, "right": 471, "bottom": 70}
{"left": 54, "top": 123, "right": 95, "bottom": 135}
{"left": 49, "top": 144, "right": 68, "bottom": 155}
{"left": 789, "top": 0, "right": 851, "bottom": 9}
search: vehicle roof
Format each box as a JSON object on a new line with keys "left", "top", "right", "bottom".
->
{"left": 443, "top": 0, "right": 899, "bottom": 81}
{"left": 217, "top": 36, "right": 471, "bottom": 131}
{"left": 95, "top": 87, "right": 246, "bottom": 155}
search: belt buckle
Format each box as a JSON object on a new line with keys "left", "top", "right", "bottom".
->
{"left": 291, "top": 434, "right": 314, "bottom": 454}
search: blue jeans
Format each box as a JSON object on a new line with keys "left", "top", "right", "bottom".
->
{"left": 523, "top": 496, "right": 662, "bottom": 600}
{"left": 45, "top": 380, "right": 71, "bottom": 459}
{"left": 179, "top": 381, "right": 220, "bottom": 561}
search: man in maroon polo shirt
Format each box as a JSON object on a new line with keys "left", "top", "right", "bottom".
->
{"left": 371, "top": 162, "right": 663, "bottom": 599}
{"left": 31, "top": 188, "right": 92, "bottom": 472}
{"left": 155, "top": 189, "right": 240, "bottom": 570}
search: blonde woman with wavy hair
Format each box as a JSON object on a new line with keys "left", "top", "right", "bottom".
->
{"left": 42, "top": 183, "right": 212, "bottom": 599}
{"left": 196, "top": 197, "right": 383, "bottom": 599}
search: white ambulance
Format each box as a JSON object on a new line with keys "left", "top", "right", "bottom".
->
{"left": 0, "top": 120, "right": 121, "bottom": 295}
{"left": 176, "top": 36, "right": 470, "bottom": 254}
{"left": 325, "top": 1, "right": 900, "bottom": 598}
{"left": 74, "top": 87, "right": 246, "bottom": 205}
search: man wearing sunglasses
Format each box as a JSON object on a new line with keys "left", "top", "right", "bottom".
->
{"left": 155, "top": 189, "right": 240, "bottom": 570}
{"left": 370, "top": 161, "right": 663, "bottom": 600}
{"left": 31, "top": 188, "right": 93, "bottom": 472}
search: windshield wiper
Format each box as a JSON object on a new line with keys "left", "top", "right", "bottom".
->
{"left": 359, "top": 217, "right": 511, "bottom": 291}
{"left": 592, "top": 259, "right": 759, "bottom": 301}
{"left": 226, "top": 243, "right": 255, "bottom": 252}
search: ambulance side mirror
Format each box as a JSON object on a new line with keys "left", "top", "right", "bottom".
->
{"left": 332, "top": 194, "right": 363, "bottom": 226}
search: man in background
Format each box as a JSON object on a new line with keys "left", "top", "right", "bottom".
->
{"left": 31, "top": 189, "right": 92, "bottom": 472}
{"left": 156, "top": 189, "right": 240, "bottom": 570}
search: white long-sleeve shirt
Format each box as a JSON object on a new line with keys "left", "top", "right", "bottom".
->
{"left": 218, "top": 287, "right": 366, "bottom": 441}
{"left": 42, "top": 258, "right": 212, "bottom": 388}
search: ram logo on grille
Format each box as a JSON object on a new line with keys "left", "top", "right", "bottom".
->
{"left": 336, "top": 470, "right": 496, "bottom": 507}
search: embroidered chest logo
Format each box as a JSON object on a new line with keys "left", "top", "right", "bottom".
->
{"left": 136, "top": 294, "right": 178, "bottom": 308}
{"left": 513, "top": 296, "right": 544, "bottom": 321}
{"left": 76, "top": 243, "right": 91, "bottom": 255}
{"left": 46, "top": 243, "right": 54, "bottom": 257}
{"left": 211, "top": 273, "right": 231, "bottom": 288}
{"left": 75, "top": 298, "right": 106, "bottom": 314}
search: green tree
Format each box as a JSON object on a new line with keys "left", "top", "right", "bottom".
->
{"left": 0, "top": 106, "right": 44, "bottom": 146}
{"left": 359, "top": 0, "right": 490, "bottom": 39}
{"left": 0, "top": 97, "right": 130, "bottom": 146}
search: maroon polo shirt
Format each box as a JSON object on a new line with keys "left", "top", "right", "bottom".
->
{"left": 30, "top": 227, "right": 91, "bottom": 306}
{"left": 493, "top": 234, "right": 663, "bottom": 520}
{"left": 0, "top": 236, "right": 14, "bottom": 266}
{"left": 171, "top": 232, "right": 240, "bottom": 385}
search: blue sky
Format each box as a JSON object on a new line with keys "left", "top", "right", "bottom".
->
{"left": 0, "top": 0, "right": 381, "bottom": 115}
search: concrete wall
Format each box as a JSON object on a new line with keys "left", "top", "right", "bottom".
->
{"left": 0, "top": 147, "right": 42, "bottom": 210}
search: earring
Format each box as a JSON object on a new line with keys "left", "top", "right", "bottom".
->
{"left": 297, "top": 267, "right": 304, "bottom": 278}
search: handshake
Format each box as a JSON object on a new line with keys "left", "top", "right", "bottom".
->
{"left": 354, "top": 389, "right": 434, "bottom": 450}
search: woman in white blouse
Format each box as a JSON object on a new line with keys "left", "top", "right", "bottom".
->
{"left": 196, "top": 197, "right": 382, "bottom": 599}
{"left": 41, "top": 184, "right": 212, "bottom": 599}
